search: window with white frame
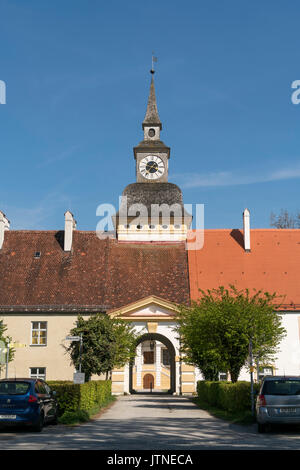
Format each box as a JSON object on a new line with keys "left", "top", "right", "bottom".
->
{"left": 259, "top": 366, "right": 274, "bottom": 381}
{"left": 31, "top": 322, "right": 47, "bottom": 346}
{"left": 219, "top": 371, "right": 228, "bottom": 381}
{"left": 30, "top": 367, "right": 46, "bottom": 380}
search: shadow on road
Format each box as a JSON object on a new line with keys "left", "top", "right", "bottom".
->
{"left": 1, "top": 396, "right": 300, "bottom": 450}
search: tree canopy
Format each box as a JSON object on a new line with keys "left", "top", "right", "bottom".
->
{"left": 176, "top": 285, "right": 286, "bottom": 382}
{"left": 66, "top": 314, "right": 137, "bottom": 380}
{"left": 0, "top": 320, "right": 14, "bottom": 372}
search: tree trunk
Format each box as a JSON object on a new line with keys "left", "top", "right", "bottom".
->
{"left": 229, "top": 367, "right": 240, "bottom": 383}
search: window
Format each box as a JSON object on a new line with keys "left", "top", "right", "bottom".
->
{"left": 0, "top": 381, "right": 30, "bottom": 395}
{"left": 262, "top": 379, "right": 300, "bottom": 396}
{"left": 30, "top": 367, "right": 46, "bottom": 380}
{"left": 34, "top": 251, "right": 41, "bottom": 258}
{"left": 31, "top": 322, "right": 47, "bottom": 346}
{"left": 219, "top": 372, "right": 228, "bottom": 381}
{"left": 162, "top": 349, "right": 170, "bottom": 366}
{"left": 143, "top": 351, "right": 154, "bottom": 364}
{"left": 259, "top": 367, "right": 274, "bottom": 381}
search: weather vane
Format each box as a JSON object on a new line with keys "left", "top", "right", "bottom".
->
{"left": 151, "top": 53, "right": 158, "bottom": 74}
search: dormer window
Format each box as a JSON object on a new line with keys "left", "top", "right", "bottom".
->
{"left": 34, "top": 251, "right": 41, "bottom": 259}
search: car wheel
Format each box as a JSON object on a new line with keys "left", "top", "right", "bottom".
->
{"left": 32, "top": 413, "right": 44, "bottom": 432}
{"left": 257, "top": 423, "right": 267, "bottom": 433}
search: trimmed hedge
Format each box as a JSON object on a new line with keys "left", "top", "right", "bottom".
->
{"left": 197, "top": 380, "right": 260, "bottom": 413}
{"left": 47, "top": 380, "right": 111, "bottom": 417}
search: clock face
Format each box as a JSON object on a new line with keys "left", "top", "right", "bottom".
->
{"left": 139, "top": 156, "right": 165, "bottom": 180}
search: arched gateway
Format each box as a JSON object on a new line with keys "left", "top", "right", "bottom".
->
{"left": 129, "top": 332, "right": 176, "bottom": 394}
{"left": 110, "top": 296, "right": 196, "bottom": 396}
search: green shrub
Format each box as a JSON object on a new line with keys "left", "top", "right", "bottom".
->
{"left": 197, "top": 380, "right": 260, "bottom": 413}
{"left": 47, "top": 380, "right": 111, "bottom": 417}
{"left": 59, "top": 410, "right": 90, "bottom": 425}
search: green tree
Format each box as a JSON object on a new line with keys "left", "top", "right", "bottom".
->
{"left": 0, "top": 320, "right": 15, "bottom": 373}
{"left": 66, "top": 314, "right": 137, "bottom": 380}
{"left": 176, "top": 286, "right": 286, "bottom": 383}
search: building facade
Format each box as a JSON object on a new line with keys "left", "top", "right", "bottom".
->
{"left": 0, "top": 73, "right": 300, "bottom": 393}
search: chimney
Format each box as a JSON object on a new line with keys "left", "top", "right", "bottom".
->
{"left": 0, "top": 211, "right": 10, "bottom": 250}
{"left": 64, "top": 211, "right": 76, "bottom": 252}
{"left": 243, "top": 208, "right": 251, "bottom": 252}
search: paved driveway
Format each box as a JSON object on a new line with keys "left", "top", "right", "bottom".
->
{"left": 1, "top": 394, "right": 300, "bottom": 450}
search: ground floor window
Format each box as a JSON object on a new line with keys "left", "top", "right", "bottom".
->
{"left": 258, "top": 366, "right": 274, "bottom": 381}
{"left": 30, "top": 367, "right": 46, "bottom": 380}
{"left": 219, "top": 372, "right": 228, "bottom": 381}
{"left": 162, "top": 348, "right": 170, "bottom": 366}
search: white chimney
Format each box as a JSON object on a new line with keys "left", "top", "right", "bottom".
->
{"left": 243, "top": 208, "right": 251, "bottom": 252}
{"left": 64, "top": 211, "right": 76, "bottom": 252}
{"left": 0, "top": 211, "right": 10, "bottom": 250}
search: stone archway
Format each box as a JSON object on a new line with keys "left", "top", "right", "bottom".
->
{"left": 129, "top": 332, "right": 176, "bottom": 394}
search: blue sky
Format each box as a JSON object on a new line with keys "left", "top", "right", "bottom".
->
{"left": 0, "top": 0, "right": 300, "bottom": 230}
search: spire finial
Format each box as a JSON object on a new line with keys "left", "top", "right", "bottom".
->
{"left": 142, "top": 62, "right": 162, "bottom": 130}
{"left": 151, "top": 53, "right": 157, "bottom": 74}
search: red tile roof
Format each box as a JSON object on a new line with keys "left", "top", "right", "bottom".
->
{"left": 0, "top": 231, "right": 190, "bottom": 312}
{"left": 187, "top": 229, "right": 300, "bottom": 310}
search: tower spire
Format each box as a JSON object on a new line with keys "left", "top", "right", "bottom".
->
{"left": 142, "top": 70, "right": 162, "bottom": 130}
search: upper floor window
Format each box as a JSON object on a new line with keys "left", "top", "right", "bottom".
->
{"left": 143, "top": 351, "right": 154, "bottom": 364}
{"left": 31, "top": 322, "right": 47, "bottom": 346}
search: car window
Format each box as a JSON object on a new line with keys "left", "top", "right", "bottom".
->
{"left": 262, "top": 379, "right": 300, "bottom": 396}
{"left": 0, "top": 381, "right": 30, "bottom": 395}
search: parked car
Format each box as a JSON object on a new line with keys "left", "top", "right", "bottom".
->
{"left": 256, "top": 376, "right": 300, "bottom": 432}
{"left": 0, "top": 378, "right": 58, "bottom": 432}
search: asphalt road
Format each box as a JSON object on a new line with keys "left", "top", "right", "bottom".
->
{"left": 1, "top": 394, "right": 300, "bottom": 450}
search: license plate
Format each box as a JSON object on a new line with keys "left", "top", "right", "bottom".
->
{"left": 0, "top": 415, "right": 16, "bottom": 419}
{"left": 280, "top": 408, "right": 297, "bottom": 413}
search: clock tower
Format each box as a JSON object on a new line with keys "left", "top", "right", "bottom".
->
{"left": 115, "top": 71, "right": 192, "bottom": 242}
{"left": 134, "top": 71, "right": 170, "bottom": 183}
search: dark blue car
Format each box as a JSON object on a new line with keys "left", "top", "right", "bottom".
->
{"left": 0, "top": 378, "right": 58, "bottom": 432}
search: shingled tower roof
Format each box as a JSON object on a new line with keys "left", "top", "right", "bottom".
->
{"left": 142, "top": 74, "right": 162, "bottom": 130}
